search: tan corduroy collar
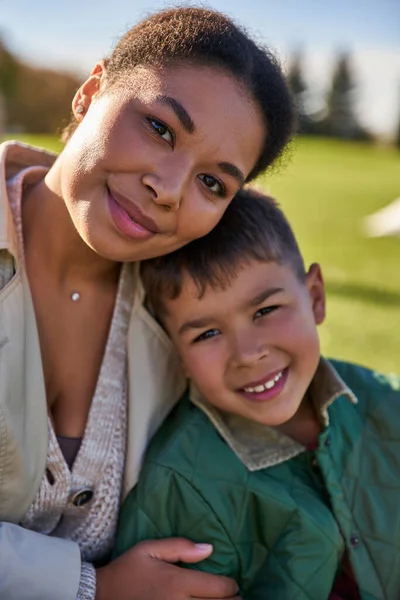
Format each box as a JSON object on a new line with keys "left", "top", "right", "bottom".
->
{"left": 190, "top": 358, "right": 357, "bottom": 471}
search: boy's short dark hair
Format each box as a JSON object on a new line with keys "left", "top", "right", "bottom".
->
{"left": 141, "top": 188, "right": 306, "bottom": 317}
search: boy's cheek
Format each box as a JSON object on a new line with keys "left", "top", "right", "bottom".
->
{"left": 184, "top": 352, "right": 225, "bottom": 395}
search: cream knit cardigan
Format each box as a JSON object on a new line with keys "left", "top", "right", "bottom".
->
{"left": 7, "top": 167, "right": 133, "bottom": 599}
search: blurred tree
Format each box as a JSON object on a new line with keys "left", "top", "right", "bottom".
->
{"left": 287, "top": 51, "right": 332, "bottom": 137}
{"left": 396, "top": 92, "right": 400, "bottom": 150}
{"left": 10, "top": 64, "right": 81, "bottom": 134}
{"left": 0, "top": 36, "right": 81, "bottom": 134}
{"left": 0, "top": 94, "right": 4, "bottom": 132}
{"left": 287, "top": 51, "right": 308, "bottom": 133}
{"left": 322, "top": 52, "right": 370, "bottom": 140}
{"left": 287, "top": 52, "right": 306, "bottom": 98}
{"left": 0, "top": 37, "right": 21, "bottom": 125}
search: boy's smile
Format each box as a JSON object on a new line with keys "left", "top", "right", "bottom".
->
{"left": 163, "top": 258, "right": 326, "bottom": 432}
{"left": 239, "top": 366, "right": 289, "bottom": 402}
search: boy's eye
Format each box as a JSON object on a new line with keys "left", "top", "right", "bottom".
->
{"left": 146, "top": 117, "right": 174, "bottom": 147}
{"left": 254, "top": 305, "right": 279, "bottom": 319}
{"left": 198, "top": 174, "right": 226, "bottom": 197}
{"left": 193, "top": 328, "right": 220, "bottom": 343}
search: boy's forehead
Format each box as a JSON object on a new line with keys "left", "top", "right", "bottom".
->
{"left": 164, "top": 260, "right": 298, "bottom": 326}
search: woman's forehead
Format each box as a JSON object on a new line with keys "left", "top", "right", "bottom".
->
{"left": 117, "top": 64, "right": 266, "bottom": 171}
{"left": 120, "top": 63, "right": 247, "bottom": 103}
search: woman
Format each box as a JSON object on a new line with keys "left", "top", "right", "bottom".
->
{"left": 0, "top": 7, "right": 294, "bottom": 600}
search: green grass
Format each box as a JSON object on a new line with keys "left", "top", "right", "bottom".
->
{"left": 1, "top": 134, "right": 64, "bottom": 153}
{"left": 3, "top": 134, "right": 400, "bottom": 373}
{"left": 262, "top": 137, "right": 400, "bottom": 374}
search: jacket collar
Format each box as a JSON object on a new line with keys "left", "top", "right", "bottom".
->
{"left": 190, "top": 358, "right": 358, "bottom": 471}
{"left": 0, "top": 141, "right": 56, "bottom": 258}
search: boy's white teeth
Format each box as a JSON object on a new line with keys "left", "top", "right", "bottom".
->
{"left": 244, "top": 371, "right": 284, "bottom": 393}
{"left": 254, "top": 384, "right": 265, "bottom": 393}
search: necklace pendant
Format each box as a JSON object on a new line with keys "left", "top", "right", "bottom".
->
{"left": 71, "top": 292, "right": 81, "bottom": 302}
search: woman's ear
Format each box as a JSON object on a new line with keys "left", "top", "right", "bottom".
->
{"left": 72, "top": 60, "right": 107, "bottom": 121}
{"left": 306, "top": 263, "right": 326, "bottom": 325}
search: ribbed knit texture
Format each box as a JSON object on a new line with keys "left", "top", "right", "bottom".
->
{"left": 7, "top": 166, "right": 133, "bottom": 599}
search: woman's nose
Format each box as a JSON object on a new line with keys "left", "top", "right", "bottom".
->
{"left": 141, "top": 168, "right": 187, "bottom": 211}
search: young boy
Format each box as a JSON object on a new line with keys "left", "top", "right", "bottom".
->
{"left": 114, "top": 189, "right": 400, "bottom": 600}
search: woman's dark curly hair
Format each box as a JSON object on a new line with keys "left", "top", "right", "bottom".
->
{"left": 64, "top": 7, "right": 295, "bottom": 180}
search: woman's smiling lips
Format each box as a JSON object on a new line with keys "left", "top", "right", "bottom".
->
{"left": 238, "top": 368, "right": 289, "bottom": 403}
{"left": 107, "top": 187, "right": 161, "bottom": 240}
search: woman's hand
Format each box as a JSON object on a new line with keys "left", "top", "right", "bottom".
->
{"left": 96, "top": 538, "right": 241, "bottom": 600}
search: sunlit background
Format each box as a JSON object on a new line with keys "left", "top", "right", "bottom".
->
{"left": 1, "top": 0, "right": 400, "bottom": 372}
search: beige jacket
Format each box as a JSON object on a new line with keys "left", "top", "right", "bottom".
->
{"left": 0, "top": 141, "right": 185, "bottom": 599}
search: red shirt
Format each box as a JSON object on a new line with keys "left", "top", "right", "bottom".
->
{"left": 330, "top": 552, "right": 360, "bottom": 600}
{"left": 306, "top": 443, "right": 360, "bottom": 600}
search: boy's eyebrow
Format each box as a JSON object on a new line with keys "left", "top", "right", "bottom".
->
{"left": 249, "top": 287, "right": 285, "bottom": 307}
{"left": 178, "top": 287, "right": 284, "bottom": 335}
{"left": 178, "top": 316, "right": 215, "bottom": 336}
{"left": 158, "top": 95, "right": 195, "bottom": 134}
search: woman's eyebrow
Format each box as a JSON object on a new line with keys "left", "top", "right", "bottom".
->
{"left": 156, "top": 96, "right": 244, "bottom": 186}
{"left": 218, "top": 162, "right": 245, "bottom": 187}
{"left": 157, "top": 95, "right": 195, "bottom": 134}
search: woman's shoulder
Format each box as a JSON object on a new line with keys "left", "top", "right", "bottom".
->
{"left": 0, "top": 141, "right": 58, "bottom": 289}
{"left": 0, "top": 140, "right": 56, "bottom": 180}
{"left": 0, "top": 140, "right": 57, "bottom": 188}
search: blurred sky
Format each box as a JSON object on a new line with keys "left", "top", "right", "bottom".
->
{"left": 2, "top": 0, "right": 400, "bottom": 137}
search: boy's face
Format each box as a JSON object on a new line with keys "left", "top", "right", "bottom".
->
{"left": 162, "top": 259, "right": 326, "bottom": 427}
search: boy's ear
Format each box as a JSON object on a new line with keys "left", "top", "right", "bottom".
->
{"left": 181, "top": 360, "right": 192, "bottom": 379}
{"left": 306, "top": 263, "right": 326, "bottom": 325}
{"left": 177, "top": 354, "right": 191, "bottom": 378}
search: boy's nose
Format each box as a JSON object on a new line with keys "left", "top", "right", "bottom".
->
{"left": 231, "top": 335, "right": 270, "bottom": 369}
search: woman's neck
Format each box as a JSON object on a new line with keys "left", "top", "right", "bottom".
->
{"left": 21, "top": 167, "right": 121, "bottom": 291}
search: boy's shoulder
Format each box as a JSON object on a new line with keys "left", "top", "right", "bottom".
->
{"left": 142, "top": 360, "right": 400, "bottom": 480}
{"left": 329, "top": 358, "right": 400, "bottom": 398}
{"left": 327, "top": 358, "right": 400, "bottom": 427}
{"left": 143, "top": 393, "right": 248, "bottom": 483}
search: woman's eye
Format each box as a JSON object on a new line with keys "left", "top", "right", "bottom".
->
{"left": 193, "top": 328, "right": 220, "bottom": 343}
{"left": 147, "top": 117, "right": 174, "bottom": 147}
{"left": 255, "top": 305, "right": 279, "bottom": 319}
{"left": 199, "top": 174, "right": 226, "bottom": 197}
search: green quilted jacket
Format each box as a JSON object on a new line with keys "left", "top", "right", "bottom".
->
{"left": 114, "top": 359, "right": 400, "bottom": 599}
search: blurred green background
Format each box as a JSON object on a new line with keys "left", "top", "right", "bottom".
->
{"left": 2, "top": 133, "right": 399, "bottom": 374}
{"left": 264, "top": 137, "right": 400, "bottom": 374}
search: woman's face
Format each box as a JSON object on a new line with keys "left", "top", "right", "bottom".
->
{"left": 53, "top": 64, "right": 266, "bottom": 262}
